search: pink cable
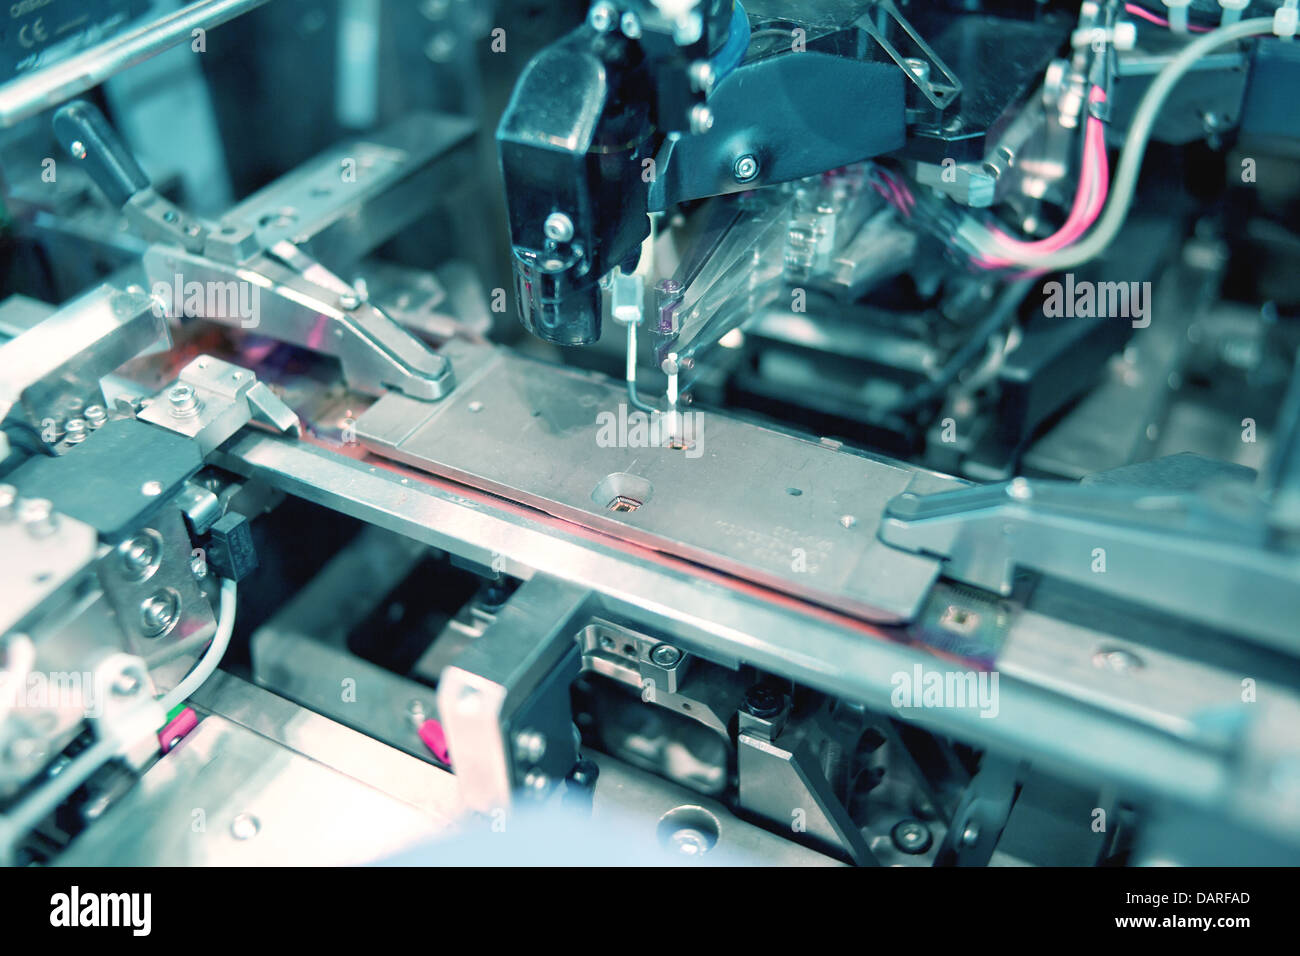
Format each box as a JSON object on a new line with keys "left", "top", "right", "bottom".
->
{"left": 974, "top": 86, "right": 1109, "bottom": 268}
{"left": 1124, "top": 3, "right": 1214, "bottom": 31}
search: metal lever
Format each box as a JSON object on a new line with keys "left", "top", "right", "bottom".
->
{"left": 53, "top": 100, "right": 206, "bottom": 252}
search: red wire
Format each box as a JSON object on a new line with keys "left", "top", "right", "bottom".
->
{"left": 1124, "top": 3, "right": 1215, "bottom": 32}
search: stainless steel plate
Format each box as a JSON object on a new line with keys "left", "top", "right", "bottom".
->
{"left": 358, "top": 343, "right": 946, "bottom": 623}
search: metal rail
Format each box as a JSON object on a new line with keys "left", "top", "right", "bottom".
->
{"left": 0, "top": 0, "right": 272, "bottom": 128}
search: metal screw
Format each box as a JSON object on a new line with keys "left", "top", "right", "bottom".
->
{"left": 743, "top": 685, "right": 784, "bottom": 719}
{"left": 620, "top": 11, "right": 641, "bottom": 37}
{"left": 338, "top": 292, "right": 361, "bottom": 311}
{"left": 83, "top": 405, "right": 107, "bottom": 429}
{"left": 689, "top": 60, "right": 715, "bottom": 94}
{"left": 119, "top": 534, "right": 159, "bottom": 580}
{"left": 64, "top": 418, "right": 88, "bottom": 444}
{"left": 190, "top": 553, "right": 208, "bottom": 579}
{"left": 140, "top": 591, "right": 179, "bottom": 637}
{"left": 961, "top": 823, "right": 980, "bottom": 847}
{"left": 689, "top": 103, "right": 714, "bottom": 135}
{"left": 168, "top": 384, "right": 200, "bottom": 417}
{"left": 544, "top": 212, "right": 574, "bottom": 243}
{"left": 514, "top": 729, "right": 547, "bottom": 765}
{"left": 891, "top": 818, "right": 933, "bottom": 854}
{"left": 18, "top": 498, "right": 57, "bottom": 536}
{"left": 70, "top": 140, "right": 87, "bottom": 159}
{"left": 667, "top": 827, "right": 710, "bottom": 856}
{"left": 588, "top": 1, "right": 616, "bottom": 31}
{"left": 141, "top": 480, "right": 163, "bottom": 497}
{"left": 230, "top": 813, "right": 260, "bottom": 840}
{"left": 733, "top": 154, "right": 759, "bottom": 183}
{"left": 1094, "top": 647, "right": 1144, "bottom": 672}
{"left": 1007, "top": 477, "right": 1032, "bottom": 501}
{"left": 650, "top": 643, "right": 682, "bottom": 667}
{"left": 903, "top": 57, "right": 931, "bottom": 85}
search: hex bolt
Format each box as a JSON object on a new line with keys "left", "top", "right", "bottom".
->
{"left": 544, "top": 212, "right": 574, "bottom": 243}
{"left": 733, "top": 154, "right": 759, "bottom": 183}
{"left": 650, "top": 643, "right": 682, "bottom": 667}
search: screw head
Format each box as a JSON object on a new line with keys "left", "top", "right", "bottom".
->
{"left": 64, "top": 418, "right": 88, "bottom": 444}
{"left": 118, "top": 533, "right": 160, "bottom": 581}
{"left": 891, "top": 818, "right": 933, "bottom": 854}
{"left": 140, "top": 590, "right": 179, "bottom": 637}
{"left": 1007, "top": 477, "right": 1032, "bottom": 501}
{"left": 733, "top": 154, "right": 759, "bottom": 183}
{"left": 230, "top": 812, "right": 260, "bottom": 840}
{"left": 743, "top": 685, "right": 784, "bottom": 719}
{"left": 168, "top": 384, "right": 200, "bottom": 417}
{"left": 650, "top": 643, "right": 683, "bottom": 667}
{"left": 18, "top": 498, "right": 57, "bottom": 536}
{"left": 689, "top": 103, "right": 714, "bottom": 135}
{"left": 689, "top": 60, "right": 715, "bottom": 94}
{"left": 588, "top": 2, "right": 616, "bottom": 31}
{"left": 543, "top": 212, "right": 574, "bottom": 243}
{"left": 620, "top": 11, "right": 641, "bottom": 37}
{"left": 337, "top": 292, "right": 361, "bottom": 311}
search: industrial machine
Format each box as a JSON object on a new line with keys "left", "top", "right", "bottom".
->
{"left": 1, "top": 0, "right": 1299, "bottom": 867}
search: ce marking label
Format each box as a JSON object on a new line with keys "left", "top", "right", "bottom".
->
{"left": 19, "top": 18, "right": 49, "bottom": 48}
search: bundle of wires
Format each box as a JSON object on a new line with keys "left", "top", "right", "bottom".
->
{"left": 964, "top": 85, "right": 1110, "bottom": 273}
{"left": 918, "top": 16, "right": 1278, "bottom": 273}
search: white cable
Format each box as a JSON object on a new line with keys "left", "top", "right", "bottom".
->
{"left": 158, "top": 577, "right": 237, "bottom": 715}
{"left": 992, "top": 17, "right": 1276, "bottom": 270}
